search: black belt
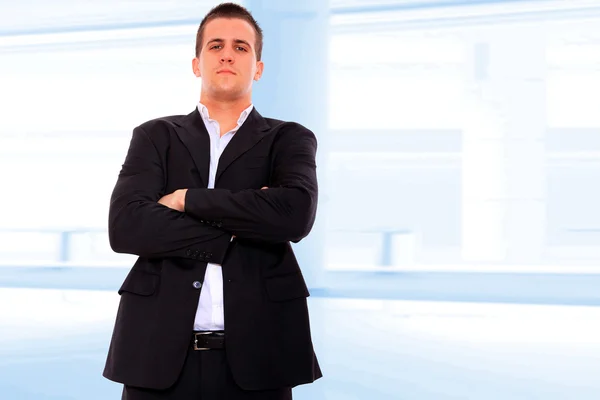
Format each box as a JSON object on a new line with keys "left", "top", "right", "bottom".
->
{"left": 193, "top": 331, "right": 225, "bottom": 351}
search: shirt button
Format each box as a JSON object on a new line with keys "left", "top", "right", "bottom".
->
{"left": 192, "top": 281, "right": 202, "bottom": 289}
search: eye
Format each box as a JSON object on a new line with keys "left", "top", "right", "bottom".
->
{"left": 210, "top": 45, "right": 222, "bottom": 50}
{"left": 236, "top": 46, "right": 248, "bottom": 52}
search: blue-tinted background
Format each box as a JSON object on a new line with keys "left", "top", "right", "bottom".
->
{"left": 2, "top": 0, "right": 600, "bottom": 398}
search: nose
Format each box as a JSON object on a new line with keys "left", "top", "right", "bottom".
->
{"left": 220, "top": 49, "right": 234, "bottom": 64}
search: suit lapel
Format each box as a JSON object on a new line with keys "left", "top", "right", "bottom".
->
{"left": 173, "top": 107, "right": 270, "bottom": 188}
{"left": 214, "top": 107, "right": 270, "bottom": 185}
{"left": 173, "top": 108, "right": 211, "bottom": 187}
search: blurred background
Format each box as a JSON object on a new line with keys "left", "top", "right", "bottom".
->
{"left": 2, "top": 0, "right": 600, "bottom": 398}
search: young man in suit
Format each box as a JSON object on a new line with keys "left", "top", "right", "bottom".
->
{"left": 102, "top": 3, "right": 322, "bottom": 399}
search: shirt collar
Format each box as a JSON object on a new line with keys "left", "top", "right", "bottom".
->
{"left": 197, "top": 102, "right": 254, "bottom": 128}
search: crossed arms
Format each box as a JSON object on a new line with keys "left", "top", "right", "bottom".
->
{"left": 108, "top": 124, "right": 318, "bottom": 261}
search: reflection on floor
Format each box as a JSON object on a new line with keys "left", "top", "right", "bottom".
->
{"left": 1, "top": 288, "right": 599, "bottom": 399}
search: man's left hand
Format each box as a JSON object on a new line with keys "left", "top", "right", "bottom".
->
{"left": 158, "top": 189, "right": 188, "bottom": 212}
{"left": 158, "top": 186, "right": 266, "bottom": 214}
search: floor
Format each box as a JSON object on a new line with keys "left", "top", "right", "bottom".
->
{"left": 1, "top": 288, "right": 599, "bottom": 399}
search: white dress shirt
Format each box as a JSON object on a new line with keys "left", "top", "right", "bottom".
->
{"left": 193, "top": 101, "right": 254, "bottom": 331}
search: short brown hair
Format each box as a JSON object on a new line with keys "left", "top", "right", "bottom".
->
{"left": 195, "top": 2, "right": 263, "bottom": 61}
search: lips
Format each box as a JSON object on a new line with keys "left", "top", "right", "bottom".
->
{"left": 217, "top": 70, "right": 235, "bottom": 75}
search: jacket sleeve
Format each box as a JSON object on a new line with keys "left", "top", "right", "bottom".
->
{"left": 184, "top": 124, "right": 318, "bottom": 244}
{"left": 108, "top": 125, "right": 232, "bottom": 262}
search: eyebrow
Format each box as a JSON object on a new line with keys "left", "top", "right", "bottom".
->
{"left": 206, "top": 38, "right": 252, "bottom": 48}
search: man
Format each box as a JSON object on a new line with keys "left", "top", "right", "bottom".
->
{"left": 102, "top": 3, "right": 322, "bottom": 399}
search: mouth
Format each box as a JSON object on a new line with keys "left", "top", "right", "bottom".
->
{"left": 217, "top": 70, "right": 236, "bottom": 75}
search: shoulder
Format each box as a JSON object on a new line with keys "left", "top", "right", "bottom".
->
{"left": 263, "top": 117, "right": 317, "bottom": 143}
{"left": 260, "top": 118, "right": 318, "bottom": 156}
{"left": 137, "top": 114, "right": 187, "bottom": 133}
{"left": 264, "top": 117, "right": 309, "bottom": 133}
{"left": 129, "top": 113, "right": 189, "bottom": 148}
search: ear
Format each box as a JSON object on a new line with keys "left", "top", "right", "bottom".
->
{"left": 254, "top": 60, "right": 264, "bottom": 81}
{"left": 192, "top": 57, "right": 201, "bottom": 78}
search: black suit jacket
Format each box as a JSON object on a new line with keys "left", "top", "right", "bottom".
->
{"left": 102, "top": 107, "right": 322, "bottom": 390}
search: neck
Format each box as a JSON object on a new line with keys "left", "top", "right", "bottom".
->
{"left": 199, "top": 93, "right": 252, "bottom": 121}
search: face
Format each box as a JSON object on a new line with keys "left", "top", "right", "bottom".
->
{"left": 193, "top": 18, "right": 264, "bottom": 102}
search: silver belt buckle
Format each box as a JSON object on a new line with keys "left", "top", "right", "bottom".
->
{"left": 193, "top": 332, "right": 212, "bottom": 351}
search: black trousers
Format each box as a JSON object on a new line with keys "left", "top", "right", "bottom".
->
{"left": 122, "top": 337, "right": 292, "bottom": 400}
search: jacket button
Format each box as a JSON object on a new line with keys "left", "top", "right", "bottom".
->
{"left": 192, "top": 281, "right": 202, "bottom": 289}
